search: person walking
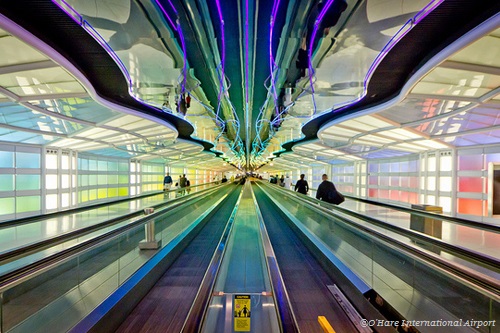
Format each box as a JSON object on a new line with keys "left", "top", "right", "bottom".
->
{"left": 294, "top": 174, "right": 309, "bottom": 195}
{"left": 179, "top": 174, "right": 187, "bottom": 195}
{"left": 279, "top": 175, "right": 285, "bottom": 187}
{"left": 316, "top": 174, "right": 344, "bottom": 204}
{"left": 163, "top": 172, "right": 173, "bottom": 191}
{"left": 284, "top": 175, "right": 292, "bottom": 189}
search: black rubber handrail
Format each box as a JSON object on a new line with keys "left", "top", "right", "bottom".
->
{"left": 303, "top": 185, "right": 500, "bottom": 233}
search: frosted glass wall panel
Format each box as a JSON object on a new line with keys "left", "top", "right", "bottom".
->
{"left": 16, "top": 196, "right": 40, "bottom": 213}
{"left": 61, "top": 175, "right": 70, "bottom": 189}
{"left": 16, "top": 152, "right": 40, "bottom": 168}
{"left": 440, "top": 155, "right": 452, "bottom": 171}
{"left": 439, "top": 177, "right": 452, "bottom": 192}
{"left": 61, "top": 155, "right": 69, "bottom": 170}
{"left": 0, "top": 151, "right": 14, "bottom": 168}
{"left": 46, "top": 175, "right": 58, "bottom": 190}
{"left": 46, "top": 194, "right": 58, "bottom": 210}
{"left": 46, "top": 154, "right": 58, "bottom": 169}
{"left": 0, "top": 198, "right": 15, "bottom": 215}
{"left": 16, "top": 174, "right": 40, "bottom": 190}
{"left": 61, "top": 193, "right": 70, "bottom": 207}
{"left": 0, "top": 174, "right": 14, "bottom": 191}
{"left": 458, "top": 154, "right": 483, "bottom": 171}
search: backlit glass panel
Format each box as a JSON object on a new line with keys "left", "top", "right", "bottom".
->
{"left": 16, "top": 152, "right": 40, "bottom": 168}
{"left": 0, "top": 197, "right": 15, "bottom": 215}
{"left": 16, "top": 174, "right": 40, "bottom": 190}
{"left": 16, "top": 196, "right": 40, "bottom": 213}
{"left": 0, "top": 175, "right": 14, "bottom": 191}
{"left": 0, "top": 151, "right": 14, "bottom": 168}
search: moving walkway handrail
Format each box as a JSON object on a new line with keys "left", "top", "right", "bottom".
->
{"left": 0, "top": 183, "right": 225, "bottom": 265}
{"left": 0, "top": 181, "right": 221, "bottom": 228}
{"left": 258, "top": 182, "right": 500, "bottom": 299}
{"left": 0, "top": 185, "right": 225, "bottom": 293}
{"left": 270, "top": 182, "right": 500, "bottom": 271}
{"left": 306, "top": 185, "right": 499, "bottom": 233}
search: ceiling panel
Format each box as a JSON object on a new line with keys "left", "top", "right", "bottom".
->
{"left": 0, "top": 67, "right": 86, "bottom": 96}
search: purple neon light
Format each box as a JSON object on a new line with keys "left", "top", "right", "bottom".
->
{"left": 177, "top": 21, "right": 188, "bottom": 94}
{"left": 307, "top": 0, "right": 336, "bottom": 114}
{"left": 154, "top": 0, "right": 177, "bottom": 31}
{"left": 154, "top": 0, "right": 188, "bottom": 94}
{"left": 244, "top": 0, "right": 250, "bottom": 105}
{"left": 215, "top": 0, "right": 226, "bottom": 121}
{"left": 52, "top": 0, "right": 82, "bottom": 25}
{"left": 414, "top": 0, "right": 444, "bottom": 25}
{"left": 269, "top": 0, "right": 281, "bottom": 116}
{"left": 82, "top": 21, "right": 130, "bottom": 85}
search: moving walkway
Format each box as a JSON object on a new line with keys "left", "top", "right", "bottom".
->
{"left": 0, "top": 180, "right": 498, "bottom": 332}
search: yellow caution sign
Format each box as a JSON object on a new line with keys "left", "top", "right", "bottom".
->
{"left": 234, "top": 294, "right": 251, "bottom": 332}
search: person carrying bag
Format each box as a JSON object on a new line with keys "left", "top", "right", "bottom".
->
{"left": 316, "top": 174, "right": 345, "bottom": 205}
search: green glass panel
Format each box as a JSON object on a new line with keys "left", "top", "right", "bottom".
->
{"left": 16, "top": 152, "right": 40, "bottom": 169}
{"left": 118, "top": 187, "right": 128, "bottom": 196}
{"left": 16, "top": 196, "right": 41, "bottom": 213}
{"left": 89, "top": 174, "right": 97, "bottom": 186}
{"left": 108, "top": 174, "right": 118, "bottom": 185}
{"left": 98, "top": 160, "right": 107, "bottom": 171}
{"left": 98, "top": 174, "right": 107, "bottom": 185}
{"left": 0, "top": 151, "right": 14, "bottom": 168}
{"left": 0, "top": 197, "right": 15, "bottom": 214}
{"left": 89, "top": 159, "right": 97, "bottom": 171}
{"left": 108, "top": 161, "right": 118, "bottom": 172}
{"left": 89, "top": 189, "right": 97, "bottom": 201}
{"left": 81, "top": 174, "right": 88, "bottom": 187}
{"left": 0, "top": 175, "right": 14, "bottom": 191}
{"left": 16, "top": 174, "right": 40, "bottom": 190}
{"left": 119, "top": 175, "right": 128, "bottom": 184}
{"left": 118, "top": 162, "right": 128, "bottom": 172}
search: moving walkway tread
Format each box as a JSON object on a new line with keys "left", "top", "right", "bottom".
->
{"left": 115, "top": 186, "right": 242, "bottom": 333}
{"left": 253, "top": 185, "right": 369, "bottom": 333}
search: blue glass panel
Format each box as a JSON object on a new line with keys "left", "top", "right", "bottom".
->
{"left": 16, "top": 152, "right": 40, "bottom": 168}
{"left": 0, "top": 151, "right": 14, "bottom": 168}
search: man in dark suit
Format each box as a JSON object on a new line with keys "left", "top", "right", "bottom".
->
{"left": 316, "top": 174, "right": 344, "bottom": 204}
